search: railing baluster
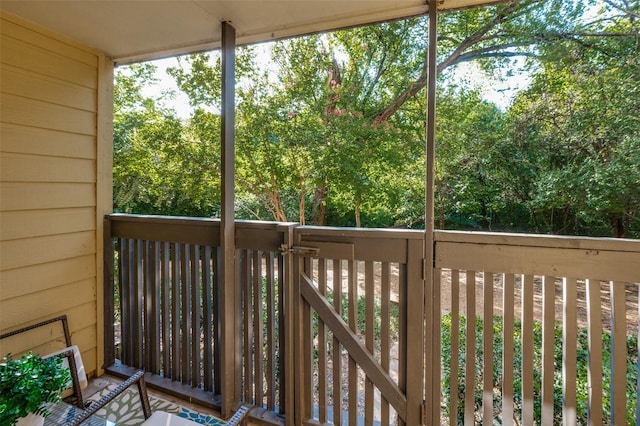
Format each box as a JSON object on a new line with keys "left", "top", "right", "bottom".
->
{"left": 317, "top": 258, "right": 327, "bottom": 423}
{"left": 150, "top": 241, "right": 161, "bottom": 374}
{"left": 118, "top": 238, "right": 128, "bottom": 365}
{"left": 563, "top": 277, "right": 577, "bottom": 426}
{"left": 161, "top": 242, "right": 170, "bottom": 378}
{"left": 398, "top": 263, "right": 406, "bottom": 426}
{"left": 180, "top": 244, "right": 191, "bottom": 384}
{"left": 214, "top": 246, "right": 221, "bottom": 394}
{"left": 266, "top": 251, "right": 276, "bottom": 410}
{"left": 133, "top": 239, "right": 143, "bottom": 368}
{"left": 241, "top": 250, "right": 252, "bottom": 401}
{"left": 610, "top": 280, "right": 627, "bottom": 425}
{"left": 365, "top": 261, "right": 374, "bottom": 426}
{"left": 432, "top": 262, "right": 442, "bottom": 426}
{"left": 303, "top": 256, "right": 313, "bottom": 420}
{"left": 332, "top": 258, "right": 343, "bottom": 426}
{"left": 483, "top": 271, "right": 493, "bottom": 426}
{"left": 191, "top": 244, "right": 201, "bottom": 387}
{"left": 541, "top": 275, "right": 556, "bottom": 425}
{"left": 450, "top": 269, "right": 460, "bottom": 426}
{"left": 348, "top": 259, "right": 358, "bottom": 426}
{"left": 465, "top": 270, "right": 476, "bottom": 426}
{"left": 586, "top": 278, "right": 602, "bottom": 424}
{"left": 502, "top": 273, "right": 514, "bottom": 426}
{"left": 202, "top": 246, "right": 213, "bottom": 392}
{"left": 521, "top": 274, "right": 534, "bottom": 426}
{"left": 277, "top": 251, "right": 286, "bottom": 414}
{"left": 380, "top": 261, "right": 390, "bottom": 426}
{"left": 252, "top": 250, "right": 263, "bottom": 405}
{"left": 144, "top": 240, "right": 152, "bottom": 371}
{"left": 171, "top": 242, "right": 180, "bottom": 381}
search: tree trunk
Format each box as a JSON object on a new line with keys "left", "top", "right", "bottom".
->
{"left": 481, "top": 199, "right": 488, "bottom": 230}
{"left": 299, "top": 175, "right": 306, "bottom": 225}
{"left": 612, "top": 215, "right": 627, "bottom": 238}
{"left": 311, "top": 184, "right": 328, "bottom": 225}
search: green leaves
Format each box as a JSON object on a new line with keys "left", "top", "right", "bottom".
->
{"left": 111, "top": 0, "right": 639, "bottom": 236}
{"left": 114, "top": 63, "right": 222, "bottom": 217}
{"left": 0, "top": 352, "right": 71, "bottom": 425}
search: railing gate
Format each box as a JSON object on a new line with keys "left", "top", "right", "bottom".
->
{"left": 290, "top": 227, "right": 425, "bottom": 425}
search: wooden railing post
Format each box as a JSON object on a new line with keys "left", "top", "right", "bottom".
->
{"left": 103, "top": 215, "right": 115, "bottom": 369}
{"left": 279, "top": 223, "right": 297, "bottom": 426}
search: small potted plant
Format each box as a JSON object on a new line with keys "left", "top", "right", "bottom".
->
{"left": 0, "top": 352, "right": 71, "bottom": 426}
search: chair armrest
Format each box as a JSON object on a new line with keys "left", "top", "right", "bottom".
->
{"left": 68, "top": 370, "right": 152, "bottom": 426}
{"left": 226, "top": 404, "right": 251, "bottom": 426}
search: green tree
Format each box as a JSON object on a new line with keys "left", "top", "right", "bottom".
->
{"left": 508, "top": 5, "right": 640, "bottom": 237}
{"left": 114, "top": 63, "right": 221, "bottom": 216}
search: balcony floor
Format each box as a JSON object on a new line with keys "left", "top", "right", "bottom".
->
{"left": 85, "top": 375, "right": 228, "bottom": 425}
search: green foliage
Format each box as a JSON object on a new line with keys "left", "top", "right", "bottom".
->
{"left": 0, "top": 352, "right": 71, "bottom": 425}
{"left": 509, "top": 45, "right": 640, "bottom": 236}
{"left": 441, "top": 313, "right": 639, "bottom": 425}
{"left": 114, "top": 63, "right": 221, "bottom": 216}
{"left": 111, "top": 0, "right": 640, "bottom": 238}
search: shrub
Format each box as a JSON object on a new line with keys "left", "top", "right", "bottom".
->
{"left": 441, "top": 313, "right": 638, "bottom": 425}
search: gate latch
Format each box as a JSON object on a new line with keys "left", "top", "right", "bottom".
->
{"left": 280, "top": 244, "right": 320, "bottom": 257}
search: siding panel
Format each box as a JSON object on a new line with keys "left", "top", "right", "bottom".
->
{"left": 1, "top": 231, "right": 96, "bottom": 271}
{"left": 0, "top": 208, "right": 95, "bottom": 241}
{"left": 0, "top": 182, "right": 96, "bottom": 210}
{"left": 1, "top": 93, "right": 96, "bottom": 135}
{"left": 1, "top": 64, "right": 97, "bottom": 111}
{"left": 1, "top": 35, "right": 97, "bottom": 88}
{"left": 0, "top": 18, "right": 98, "bottom": 67}
{"left": 0, "top": 123, "right": 95, "bottom": 159}
{"left": 0, "top": 255, "right": 96, "bottom": 299}
{"left": 0, "top": 280, "right": 96, "bottom": 331}
{"left": 0, "top": 153, "right": 95, "bottom": 183}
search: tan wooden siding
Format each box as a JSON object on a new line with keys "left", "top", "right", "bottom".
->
{"left": 0, "top": 208, "right": 96, "bottom": 241}
{"left": 0, "top": 11, "right": 108, "bottom": 378}
{"left": 1, "top": 123, "right": 96, "bottom": 158}
{"left": 1, "top": 182, "right": 96, "bottom": 210}
{"left": 0, "top": 255, "right": 96, "bottom": 299}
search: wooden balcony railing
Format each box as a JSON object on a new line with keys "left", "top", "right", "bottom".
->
{"left": 433, "top": 231, "right": 640, "bottom": 426}
{"left": 104, "top": 214, "right": 640, "bottom": 425}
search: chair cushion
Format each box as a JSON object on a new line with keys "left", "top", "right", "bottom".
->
{"left": 141, "top": 411, "right": 198, "bottom": 425}
{"left": 44, "top": 345, "right": 87, "bottom": 397}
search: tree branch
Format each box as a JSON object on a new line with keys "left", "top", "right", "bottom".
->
{"left": 372, "top": 0, "right": 534, "bottom": 124}
{"left": 455, "top": 50, "right": 539, "bottom": 64}
{"left": 602, "top": 0, "right": 640, "bottom": 19}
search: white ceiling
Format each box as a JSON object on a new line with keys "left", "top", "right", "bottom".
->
{"left": 1, "top": 0, "right": 502, "bottom": 64}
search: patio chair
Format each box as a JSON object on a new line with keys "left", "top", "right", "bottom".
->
{"left": 1, "top": 315, "right": 251, "bottom": 425}
{"left": 0, "top": 315, "right": 87, "bottom": 408}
